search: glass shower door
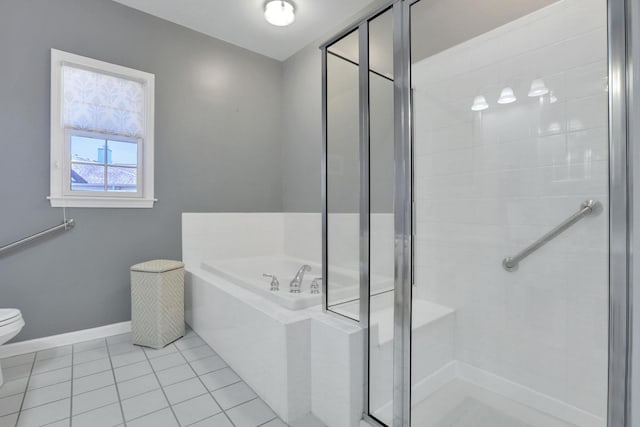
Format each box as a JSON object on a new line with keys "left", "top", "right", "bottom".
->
{"left": 367, "top": 7, "right": 395, "bottom": 426}
{"left": 410, "top": 0, "right": 610, "bottom": 426}
{"left": 325, "top": 29, "right": 361, "bottom": 320}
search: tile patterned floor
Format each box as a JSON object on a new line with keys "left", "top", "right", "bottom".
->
{"left": 0, "top": 329, "right": 290, "bottom": 427}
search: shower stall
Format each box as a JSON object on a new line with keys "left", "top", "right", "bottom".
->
{"left": 321, "top": 0, "right": 634, "bottom": 426}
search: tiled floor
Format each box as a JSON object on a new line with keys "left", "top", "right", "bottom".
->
{"left": 0, "top": 329, "right": 290, "bottom": 427}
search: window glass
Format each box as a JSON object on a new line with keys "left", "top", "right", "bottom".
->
{"left": 108, "top": 140, "right": 138, "bottom": 166}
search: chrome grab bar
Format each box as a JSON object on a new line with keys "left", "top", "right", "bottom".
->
{"left": 0, "top": 219, "right": 75, "bottom": 257}
{"left": 502, "top": 200, "right": 601, "bottom": 272}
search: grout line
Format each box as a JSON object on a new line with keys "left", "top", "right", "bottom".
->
{"left": 167, "top": 390, "right": 209, "bottom": 407}
{"left": 223, "top": 396, "right": 259, "bottom": 412}
{"left": 70, "top": 394, "right": 121, "bottom": 418}
{"left": 25, "top": 367, "right": 72, "bottom": 391}
{"left": 124, "top": 403, "right": 171, "bottom": 423}
{"left": 41, "top": 417, "right": 72, "bottom": 427}
{"left": 256, "top": 416, "right": 280, "bottom": 426}
{"left": 72, "top": 365, "right": 112, "bottom": 380}
{"left": 18, "top": 392, "right": 68, "bottom": 413}
{"left": 142, "top": 345, "right": 182, "bottom": 426}
{"left": 17, "top": 382, "right": 116, "bottom": 414}
{"left": 174, "top": 336, "right": 237, "bottom": 427}
{"left": 13, "top": 348, "right": 37, "bottom": 426}
{"left": 205, "top": 378, "right": 244, "bottom": 394}
{"left": 104, "top": 338, "right": 127, "bottom": 426}
{"left": 69, "top": 345, "right": 74, "bottom": 427}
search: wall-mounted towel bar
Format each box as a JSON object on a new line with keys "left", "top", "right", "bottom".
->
{"left": 502, "top": 200, "right": 601, "bottom": 272}
{"left": 0, "top": 219, "right": 75, "bottom": 257}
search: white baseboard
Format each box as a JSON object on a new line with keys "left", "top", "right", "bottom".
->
{"left": 0, "top": 321, "right": 131, "bottom": 359}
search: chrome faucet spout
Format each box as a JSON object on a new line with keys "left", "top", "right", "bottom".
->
{"left": 290, "top": 265, "right": 311, "bottom": 293}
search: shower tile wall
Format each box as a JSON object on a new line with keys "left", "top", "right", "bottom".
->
{"left": 412, "top": 0, "right": 608, "bottom": 418}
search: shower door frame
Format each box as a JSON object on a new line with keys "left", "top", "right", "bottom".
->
{"left": 320, "top": 0, "right": 636, "bottom": 425}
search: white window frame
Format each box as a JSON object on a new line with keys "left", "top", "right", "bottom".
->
{"left": 49, "top": 49, "right": 156, "bottom": 208}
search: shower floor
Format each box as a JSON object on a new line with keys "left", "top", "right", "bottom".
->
{"left": 411, "top": 380, "right": 576, "bottom": 427}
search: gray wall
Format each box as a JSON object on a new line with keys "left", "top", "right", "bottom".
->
{"left": 0, "top": 0, "right": 283, "bottom": 341}
{"left": 281, "top": 45, "right": 322, "bottom": 212}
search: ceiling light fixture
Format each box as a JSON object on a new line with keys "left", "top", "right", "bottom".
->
{"left": 498, "top": 87, "right": 517, "bottom": 104}
{"left": 528, "top": 78, "right": 549, "bottom": 97}
{"left": 471, "top": 95, "right": 489, "bottom": 111}
{"left": 264, "top": 1, "right": 295, "bottom": 27}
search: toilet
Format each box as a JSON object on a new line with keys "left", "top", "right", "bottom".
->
{"left": 0, "top": 309, "right": 25, "bottom": 386}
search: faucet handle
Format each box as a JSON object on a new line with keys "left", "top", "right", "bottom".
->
{"left": 262, "top": 274, "right": 280, "bottom": 292}
{"left": 310, "top": 277, "right": 322, "bottom": 294}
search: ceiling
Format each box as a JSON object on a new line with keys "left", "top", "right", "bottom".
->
{"left": 328, "top": 0, "right": 558, "bottom": 78}
{"left": 111, "top": 0, "right": 378, "bottom": 61}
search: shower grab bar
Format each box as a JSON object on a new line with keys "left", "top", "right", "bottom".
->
{"left": 502, "top": 200, "right": 601, "bottom": 272}
{"left": 0, "top": 219, "right": 75, "bottom": 257}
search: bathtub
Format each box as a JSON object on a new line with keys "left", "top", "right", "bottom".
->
{"left": 201, "top": 255, "right": 392, "bottom": 310}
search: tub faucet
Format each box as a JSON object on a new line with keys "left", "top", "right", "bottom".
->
{"left": 290, "top": 265, "right": 311, "bottom": 293}
{"left": 262, "top": 274, "right": 279, "bottom": 292}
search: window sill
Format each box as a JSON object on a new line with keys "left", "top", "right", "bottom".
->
{"left": 47, "top": 196, "right": 157, "bottom": 208}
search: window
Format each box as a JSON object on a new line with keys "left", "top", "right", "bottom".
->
{"left": 49, "top": 49, "right": 155, "bottom": 208}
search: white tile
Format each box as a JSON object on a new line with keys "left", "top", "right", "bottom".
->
{"left": 149, "top": 353, "right": 186, "bottom": 372}
{"left": 121, "top": 389, "right": 168, "bottom": 421}
{"left": 35, "top": 346, "right": 72, "bottom": 362}
{"left": 74, "top": 348, "right": 110, "bottom": 365}
{"left": 71, "top": 402, "right": 123, "bottom": 427}
{"left": 162, "top": 378, "right": 207, "bottom": 405}
{"left": 108, "top": 342, "right": 139, "bottom": 357}
{"left": 22, "top": 381, "right": 70, "bottom": 410}
{"left": 32, "top": 355, "right": 72, "bottom": 375}
{"left": 27, "top": 367, "right": 71, "bottom": 390}
{"left": 211, "top": 382, "right": 257, "bottom": 410}
{"left": 16, "top": 398, "right": 70, "bottom": 427}
{"left": 189, "top": 356, "right": 226, "bottom": 376}
{"left": 2, "top": 364, "right": 31, "bottom": 382}
{"left": 72, "top": 385, "right": 119, "bottom": 415}
{"left": 0, "top": 412, "right": 18, "bottom": 427}
{"left": 179, "top": 345, "right": 216, "bottom": 362}
{"left": 263, "top": 419, "right": 289, "bottom": 427}
{"left": 171, "top": 394, "right": 221, "bottom": 426}
{"left": 73, "top": 358, "right": 111, "bottom": 378}
{"left": 143, "top": 345, "right": 178, "bottom": 360}
{"left": 73, "top": 371, "right": 115, "bottom": 395}
{"left": 114, "top": 360, "right": 152, "bottom": 383}
{"left": 156, "top": 365, "right": 196, "bottom": 387}
{"left": 0, "top": 393, "right": 23, "bottom": 417}
{"left": 189, "top": 413, "right": 233, "bottom": 427}
{"left": 111, "top": 349, "right": 146, "bottom": 368}
{"left": 0, "top": 353, "right": 34, "bottom": 369}
{"left": 117, "top": 373, "right": 160, "bottom": 400}
{"left": 44, "top": 419, "right": 70, "bottom": 427}
{"left": 106, "top": 333, "right": 132, "bottom": 345}
{"left": 73, "top": 339, "right": 106, "bottom": 354}
{"left": 199, "top": 368, "right": 241, "bottom": 392}
{"left": 127, "top": 408, "right": 178, "bottom": 427}
{"left": 0, "top": 377, "right": 28, "bottom": 399}
{"left": 225, "top": 399, "right": 276, "bottom": 427}
{"left": 288, "top": 414, "right": 325, "bottom": 427}
{"left": 174, "top": 336, "right": 205, "bottom": 351}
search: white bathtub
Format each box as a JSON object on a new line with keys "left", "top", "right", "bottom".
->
{"left": 201, "top": 256, "right": 322, "bottom": 310}
{"left": 201, "top": 255, "right": 392, "bottom": 310}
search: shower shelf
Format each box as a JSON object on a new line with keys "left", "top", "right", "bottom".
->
{"left": 370, "top": 298, "right": 454, "bottom": 347}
